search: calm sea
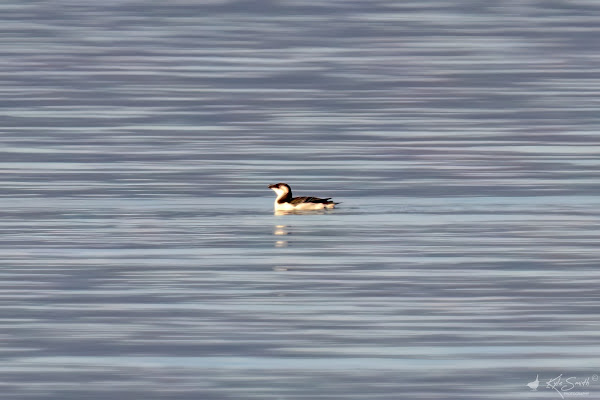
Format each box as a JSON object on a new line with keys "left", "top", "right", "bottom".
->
{"left": 2, "top": 1, "right": 600, "bottom": 399}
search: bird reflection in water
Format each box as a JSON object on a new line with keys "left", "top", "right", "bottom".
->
{"left": 272, "top": 225, "right": 294, "bottom": 273}
{"left": 274, "top": 209, "right": 328, "bottom": 216}
{"left": 272, "top": 208, "right": 330, "bottom": 247}
{"left": 273, "top": 224, "right": 289, "bottom": 247}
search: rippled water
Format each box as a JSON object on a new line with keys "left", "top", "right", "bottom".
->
{"left": 2, "top": 1, "right": 600, "bottom": 399}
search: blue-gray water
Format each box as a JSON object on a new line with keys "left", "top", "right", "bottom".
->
{"left": 2, "top": 1, "right": 600, "bottom": 399}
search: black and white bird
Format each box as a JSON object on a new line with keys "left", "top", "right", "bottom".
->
{"left": 268, "top": 183, "right": 338, "bottom": 211}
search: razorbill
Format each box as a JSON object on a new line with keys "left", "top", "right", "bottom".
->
{"left": 268, "top": 183, "right": 338, "bottom": 211}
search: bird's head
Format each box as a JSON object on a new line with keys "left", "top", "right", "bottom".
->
{"left": 268, "top": 182, "right": 291, "bottom": 197}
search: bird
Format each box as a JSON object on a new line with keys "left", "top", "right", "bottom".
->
{"left": 268, "top": 183, "right": 338, "bottom": 211}
{"left": 527, "top": 374, "right": 539, "bottom": 391}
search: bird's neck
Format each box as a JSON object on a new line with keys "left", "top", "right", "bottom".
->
{"left": 276, "top": 189, "right": 292, "bottom": 203}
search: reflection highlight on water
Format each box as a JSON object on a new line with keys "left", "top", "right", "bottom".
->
{"left": 2, "top": 0, "right": 600, "bottom": 399}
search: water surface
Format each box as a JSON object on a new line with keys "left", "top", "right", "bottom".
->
{"left": 2, "top": 1, "right": 600, "bottom": 399}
